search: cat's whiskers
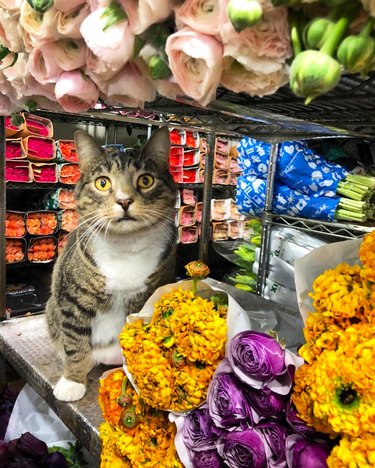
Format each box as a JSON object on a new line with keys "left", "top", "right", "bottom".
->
{"left": 65, "top": 216, "right": 108, "bottom": 257}
{"left": 142, "top": 212, "right": 176, "bottom": 245}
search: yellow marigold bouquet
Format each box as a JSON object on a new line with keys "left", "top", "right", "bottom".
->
{"left": 98, "top": 368, "right": 182, "bottom": 468}
{"left": 292, "top": 231, "right": 375, "bottom": 466}
{"left": 119, "top": 262, "right": 250, "bottom": 412}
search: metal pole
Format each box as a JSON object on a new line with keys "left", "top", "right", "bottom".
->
{"left": 0, "top": 117, "right": 5, "bottom": 319}
{"left": 199, "top": 132, "right": 215, "bottom": 263}
{"left": 256, "top": 143, "right": 279, "bottom": 296}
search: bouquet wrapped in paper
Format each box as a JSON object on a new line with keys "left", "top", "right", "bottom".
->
{"left": 119, "top": 262, "right": 250, "bottom": 414}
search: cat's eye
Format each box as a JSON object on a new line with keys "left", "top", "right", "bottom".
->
{"left": 95, "top": 177, "right": 112, "bottom": 191}
{"left": 137, "top": 174, "right": 155, "bottom": 189}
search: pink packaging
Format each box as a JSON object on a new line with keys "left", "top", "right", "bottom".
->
{"left": 199, "top": 153, "right": 206, "bottom": 169}
{"left": 178, "top": 205, "right": 197, "bottom": 227}
{"left": 215, "top": 138, "right": 230, "bottom": 155}
{"left": 230, "top": 173, "right": 239, "bottom": 186}
{"left": 181, "top": 189, "right": 196, "bottom": 206}
{"left": 179, "top": 226, "right": 198, "bottom": 244}
{"left": 213, "top": 169, "right": 230, "bottom": 185}
{"left": 169, "top": 146, "right": 184, "bottom": 167}
{"left": 6, "top": 138, "right": 26, "bottom": 160}
{"left": 31, "top": 163, "right": 58, "bottom": 183}
{"left": 200, "top": 137, "right": 207, "bottom": 153}
{"left": 230, "top": 157, "right": 241, "bottom": 173}
{"left": 6, "top": 160, "right": 32, "bottom": 183}
{"left": 214, "top": 152, "right": 230, "bottom": 170}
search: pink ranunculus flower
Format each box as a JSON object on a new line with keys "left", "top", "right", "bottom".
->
{"left": 55, "top": 69, "right": 99, "bottom": 112}
{"left": 85, "top": 49, "right": 119, "bottom": 93}
{"left": 105, "top": 62, "right": 156, "bottom": 108}
{"left": 28, "top": 46, "right": 63, "bottom": 85}
{"left": 0, "top": 92, "right": 21, "bottom": 115}
{"left": 0, "top": 8, "right": 23, "bottom": 52}
{"left": 56, "top": 2, "right": 90, "bottom": 38}
{"left": 165, "top": 28, "right": 223, "bottom": 106}
{"left": 49, "top": 39, "right": 87, "bottom": 71}
{"left": 53, "top": 0, "right": 86, "bottom": 12}
{"left": 2, "top": 52, "right": 31, "bottom": 99}
{"left": 220, "top": 6, "right": 292, "bottom": 73}
{"left": 19, "top": 2, "right": 60, "bottom": 47}
{"left": 119, "top": 0, "right": 173, "bottom": 34}
{"left": 221, "top": 58, "right": 289, "bottom": 97}
{"left": 175, "top": 0, "right": 224, "bottom": 36}
{"left": 80, "top": 4, "right": 135, "bottom": 72}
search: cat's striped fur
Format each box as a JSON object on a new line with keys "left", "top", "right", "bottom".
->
{"left": 45, "top": 127, "right": 177, "bottom": 401}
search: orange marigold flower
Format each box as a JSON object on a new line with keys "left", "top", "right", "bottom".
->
{"left": 98, "top": 369, "right": 128, "bottom": 427}
{"left": 359, "top": 230, "right": 375, "bottom": 282}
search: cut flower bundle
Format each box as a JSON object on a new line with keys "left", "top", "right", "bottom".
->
{"left": 291, "top": 230, "right": 375, "bottom": 466}
{"left": 98, "top": 261, "right": 334, "bottom": 467}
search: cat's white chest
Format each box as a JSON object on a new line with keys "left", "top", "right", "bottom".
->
{"left": 93, "top": 235, "right": 164, "bottom": 293}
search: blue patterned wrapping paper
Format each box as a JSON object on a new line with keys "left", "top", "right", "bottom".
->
{"left": 237, "top": 137, "right": 349, "bottom": 197}
{"left": 236, "top": 175, "right": 341, "bottom": 221}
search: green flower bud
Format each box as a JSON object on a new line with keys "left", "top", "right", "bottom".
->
{"left": 289, "top": 50, "right": 342, "bottom": 105}
{"left": 143, "top": 22, "right": 171, "bottom": 49}
{"left": 10, "top": 113, "right": 24, "bottom": 127}
{"left": 121, "top": 406, "right": 138, "bottom": 429}
{"left": 227, "top": 0, "right": 263, "bottom": 33}
{"left": 24, "top": 99, "right": 38, "bottom": 113}
{"left": 100, "top": 1, "right": 127, "bottom": 32}
{"left": 148, "top": 55, "right": 171, "bottom": 80}
{"left": 303, "top": 18, "right": 335, "bottom": 50}
{"left": 26, "top": 0, "right": 53, "bottom": 13}
{"left": 337, "top": 35, "right": 375, "bottom": 74}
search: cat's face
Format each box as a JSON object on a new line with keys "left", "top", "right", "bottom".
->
{"left": 74, "top": 127, "right": 177, "bottom": 236}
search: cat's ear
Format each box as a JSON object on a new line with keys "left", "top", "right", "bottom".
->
{"left": 141, "top": 126, "right": 170, "bottom": 167}
{"left": 74, "top": 130, "right": 105, "bottom": 173}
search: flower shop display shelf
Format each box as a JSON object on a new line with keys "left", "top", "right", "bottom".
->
{"left": 0, "top": 279, "right": 304, "bottom": 466}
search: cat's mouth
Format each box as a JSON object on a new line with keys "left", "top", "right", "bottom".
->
{"left": 116, "top": 215, "right": 136, "bottom": 222}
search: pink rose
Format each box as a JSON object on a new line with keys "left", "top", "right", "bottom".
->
{"left": 55, "top": 70, "right": 99, "bottom": 112}
{"left": 175, "top": 0, "right": 224, "bottom": 36}
{"left": 221, "top": 58, "right": 289, "bottom": 97}
{"left": 53, "top": 0, "right": 86, "bottom": 12}
{"left": 56, "top": 3, "right": 90, "bottom": 38}
{"left": 80, "top": 5, "right": 135, "bottom": 72}
{"left": 220, "top": 6, "right": 292, "bottom": 73}
{"left": 106, "top": 62, "right": 156, "bottom": 108}
{"left": 28, "top": 46, "right": 63, "bottom": 85}
{"left": 165, "top": 28, "right": 223, "bottom": 106}
{"left": 0, "top": 8, "right": 23, "bottom": 52}
{"left": 119, "top": 0, "right": 173, "bottom": 34}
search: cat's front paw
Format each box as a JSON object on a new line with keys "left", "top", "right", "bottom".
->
{"left": 53, "top": 376, "right": 86, "bottom": 402}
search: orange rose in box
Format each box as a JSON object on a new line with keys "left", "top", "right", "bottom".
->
{"left": 26, "top": 211, "right": 58, "bottom": 236}
{"left": 6, "top": 239, "right": 25, "bottom": 264}
{"left": 59, "top": 163, "right": 80, "bottom": 185}
{"left": 27, "top": 237, "right": 57, "bottom": 263}
{"left": 6, "top": 211, "right": 26, "bottom": 238}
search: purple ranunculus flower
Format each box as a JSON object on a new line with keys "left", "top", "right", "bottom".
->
{"left": 286, "top": 434, "right": 330, "bottom": 468}
{"left": 228, "top": 331, "right": 301, "bottom": 395}
{"left": 207, "top": 372, "right": 253, "bottom": 429}
{"left": 217, "top": 428, "right": 266, "bottom": 468}
{"left": 0, "top": 440, "right": 11, "bottom": 466}
{"left": 15, "top": 432, "right": 49, "bottom": 460}
{"left": 258, "top": 422, "right": 288, "bottom": 468}
{"left": 183, "top": 406, "right": 222, "bottom": 452}
{"left": 191, "top": 449, "right": 224, "bottom": 468}
{"left": 247, "top": 387, "right": 288, "bottom": 422}
{"left": 43, "top": 451, "right": 69, "bottom": 467}
{"left": 286, "top": 402, "right": 327, "bottom": 442}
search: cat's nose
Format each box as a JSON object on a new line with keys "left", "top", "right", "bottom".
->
{"left": 116, "top": 198, "right": 133, "bottom": 212}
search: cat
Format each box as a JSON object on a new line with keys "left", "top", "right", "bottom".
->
{"left": 45, "top": 126, "right": 177, "bottom": 402}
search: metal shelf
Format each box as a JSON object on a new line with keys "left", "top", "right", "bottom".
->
{"left": 269, "top": 214, "right": 374, "bottom": 240}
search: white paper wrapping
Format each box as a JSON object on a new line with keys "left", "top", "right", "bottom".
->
{"left": 122, "top": 279, "right": 251, "bottom": 413}
{"left": 294, "top": 238, "right": 362, "bottom": 323}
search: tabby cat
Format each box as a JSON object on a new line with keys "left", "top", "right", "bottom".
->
{"left": 45, "top": 126, "right": 177, "bottom": 402}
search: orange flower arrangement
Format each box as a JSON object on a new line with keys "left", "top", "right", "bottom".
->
{"left": 98, "top": 368, "right": 182, "bottom": 468}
